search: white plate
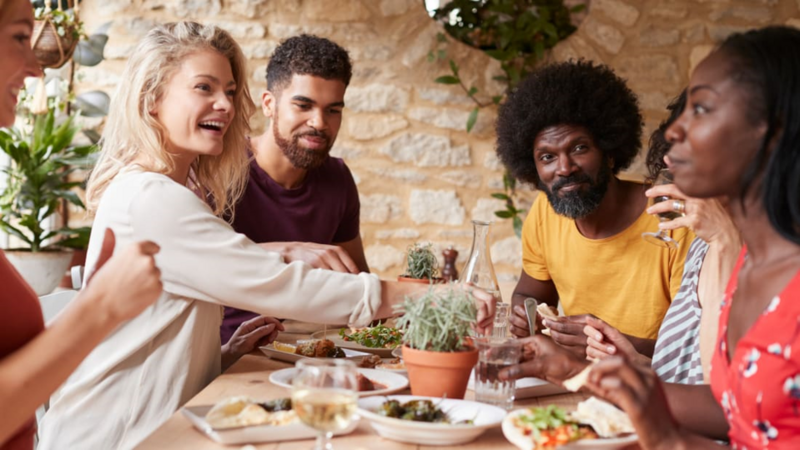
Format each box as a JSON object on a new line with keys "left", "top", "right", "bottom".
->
{"left": 311, "top": 329, "right": 398, "bottom": 357}
{"left": 502, "top": 408, "right": 638, "bottom": 450}
{"left": 181, "top": 404, "right": 358, "bottom": 445}
{"left": 259, "top": 344, "right": 371, "bottom": 364}
{"left": 269, "top": 368, "right": 408, "bottom": 397}
{"left": 468, "top": 371, "right": 568, "bottom": 399}
{"left": 357, "top": 395, "right": 507, "bottom": 446}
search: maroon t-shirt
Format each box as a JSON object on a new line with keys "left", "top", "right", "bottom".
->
{"left": 220, "top": 155, "right": 360, "bottom": 343}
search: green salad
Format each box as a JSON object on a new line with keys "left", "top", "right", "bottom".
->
{"left": 339, "top": 325, "right": 403, "bottom": 349}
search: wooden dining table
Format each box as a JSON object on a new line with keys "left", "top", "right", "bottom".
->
{"left": 135, "top": 334, "right": 594, "bottom": 450}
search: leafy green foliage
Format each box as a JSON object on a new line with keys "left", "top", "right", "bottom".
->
{"left": 0, "top": 108, "right": 97, "bottom": 251}
{"left": 403, "top": 242, "right": 440, "bottom": 280}
{"left": 395, "top": 286, "right": 477, "bottom": 352}
{"left": 429, "top": 0, "right": 581, "bottom": 237}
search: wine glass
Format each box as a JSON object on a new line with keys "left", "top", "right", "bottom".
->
{"left": 292, "top": 359, "right": 358, "bottom": 450}
{"left": 642, "top": 169, "right": 684, "bottom": 248}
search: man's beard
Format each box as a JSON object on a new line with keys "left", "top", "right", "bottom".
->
{"left": 272, "top": 113, "right": 332, "bottom": 170}
{"left": 538, "top": 164, "right": 612, "bottom": 219}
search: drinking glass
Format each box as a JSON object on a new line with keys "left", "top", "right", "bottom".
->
{"left": 292, "top": 359, "right": 359, "bottom": 450}
{"left": 473, "top": 337, "right": 522, "bottom": 410}
{"left": 492, "top": 302, "right": 510, "bottom": 338}
{"left": 641, "top": 169, "right": 684, "bottom": 249}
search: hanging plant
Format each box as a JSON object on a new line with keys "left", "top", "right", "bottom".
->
{"left": 32, "top": 6, "right": 85, "bottom": 69}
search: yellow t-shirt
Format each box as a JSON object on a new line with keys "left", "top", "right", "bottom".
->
{"left": 522, "top": 193, "right": 694, "bottom": 340}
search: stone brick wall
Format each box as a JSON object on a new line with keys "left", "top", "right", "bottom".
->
{"left": 74, "top": 0, "right": 800, "bottom": 284}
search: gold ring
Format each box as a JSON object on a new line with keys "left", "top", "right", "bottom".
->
{"left": 672, "top": 199, "right": 686, "bottom": 214}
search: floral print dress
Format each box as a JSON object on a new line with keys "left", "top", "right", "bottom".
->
{"left": 711, "top": 248, "right": 800, "bottom": 449}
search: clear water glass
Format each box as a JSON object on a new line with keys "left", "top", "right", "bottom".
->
{"left": 473, "top": 337, "right": 522, "bottom": 410}
{"left": 492, "top": 302, "right": 509, "bottom": 338}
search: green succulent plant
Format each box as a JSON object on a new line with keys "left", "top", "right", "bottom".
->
{"left": 0, "top": 108, "right": 96, "bottom": 251}
{"left": 395, "top": 286, "right": 477, "bottom": 353}
{"left": 403, "top": 242, "right": 440, "bottom": 280}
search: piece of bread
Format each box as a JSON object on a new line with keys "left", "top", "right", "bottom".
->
{"left": 536, "top": 304, "right": 559, "bottom": 336}
{"left": 562, "top": 363, "right": 594, "bottom": 392}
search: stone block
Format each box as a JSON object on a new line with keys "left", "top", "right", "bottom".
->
{"left": 437, "top": 171, "right": 483, "bottom": 188}
{"left": 365, "top": 244, "right": 404, "bottom": 272}
{"left": 567, "top": 35, "right": 604, "bottom": 62}
{"left": 331, "top": 142, "right": 368, "bottom": 160}
{"left": 409, "top": 189, "right": 466, "bottom": 226}
{"left": 471, "top": 198, "right": 506, "bottom": 223}
{"left": 242, "top": 41, "right": 279, "bottom": 59}
{"left": 170, "top": 0, "right": 221, "bottom": 18}
{"left": 207, "top": 21, "right": 266, "bottom": 39}
{"left": 709, "top": 7, "right": 772, "bottom": 24}
{"left": 582, "top": 17, "right": 625, "bottom": 54}
{"left": 487, "top": 176, "right": 505, "bottom": 190}
{"left": 347, "top": 115, "right": 409, "bottom": 140}
{"left": 649, "top": 5, "right": 688, "bottom": 20}
{"left": 379, "top": 133, "right": 471, "bottom": 167}
{"left": 552, "top": 40, "right": 580, "bottom": 62}
{"left": 349, "top": 45, "right": 393, "bottom": 62}
{"left": 407, "top": 106, "right": 494, "bottom": 135}
{"left": 110, "top": 18, "right": 160, "bottom": 39}
{"left": 367, "top": 167, "right": 428, "bottom": 184}
{"left": 94, "top": 0, "right": 133, "bottom": 15}
{"left": 491, "top": 236, "right": 522, "bottom": 267}
{"left": 417, "top": 87, "right": 474, "bottom": 106}
{"left": 104, "top": 43, "right": 137, "bottom": 60}
{"left": 690, "top": 45, "right": 715, "bottom": 75}
{"left": 439, "top": 229, "right": 473, "bottom": 239}
{"left": 401, "top": 23, "right": 439, "bottom": 67}
{"left": 788, "top": 19, "right": 800, "bottom": 30}
{"left": 708, "top": 25, "right": 752, "bottom": 43}
{"left": 379, "top": 0, "right": 416, "bottom": 17}
{"left": 639, "top": 91, "right": 674, "bottom": 112}
{"left": 360, "top": 194, "right": 403, "bottom": 223}
{"left": 375, "top": 228, "right": 421, "bottom": 240}
{"left": 617, "top": 55, "right": 679, "bottom": 87}
{"left": 75, "top": 67, "right": 120, "bottom": 88}
{"left": 483, "top": 153, "right": 504, "bottom": 171}
{"left": 682, "top": 24, "right": 706, "bottom": 44}
{"left": 227, "top": 0, "right": 273, "bottom": 18}
{"left": 345, "top": 85, "right": 410, "bottom": 113}
{"left": 639, "top": 28, "right": 680, "bottom": 47}
{"left": 304, "top": 0, "right": 371, "bottom": 22}
{"left": 593, "top": 0, "right": 640, "bottom": 26}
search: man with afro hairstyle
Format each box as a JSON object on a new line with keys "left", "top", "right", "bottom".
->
{"left": 220, "top": 34, "right": 369, "bottom": 348}
{"left": 496, "top": 61, "right": 693, "bottom": 358}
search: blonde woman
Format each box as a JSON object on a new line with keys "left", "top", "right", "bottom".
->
{"left": 0, "top": 1, "right": 163, "bottom": 449}
{"left": 38, "top": 22, "right": 495, "bottom": 450}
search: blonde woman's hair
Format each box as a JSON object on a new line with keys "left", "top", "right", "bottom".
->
{"left": 86, "top": 21, "right": 255, "bottom": 218}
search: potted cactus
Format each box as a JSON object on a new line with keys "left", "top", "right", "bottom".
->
{"left": 397, "top": 242, "right": 445, "bottom": 284}
{"left": 395, "top": 286, "right": 479, "bottom": 399}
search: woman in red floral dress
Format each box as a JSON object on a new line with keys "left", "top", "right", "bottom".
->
{"left": 582, "top": 26, "right": 800, "bottom": 449}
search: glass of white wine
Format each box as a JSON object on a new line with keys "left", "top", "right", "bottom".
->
{"left": 642, "top": 168, "right": 683, "bottom": 249}
{"left": 292, "top": 359, "right": 358, "bottom": 450}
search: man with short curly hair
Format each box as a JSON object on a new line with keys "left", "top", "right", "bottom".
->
{"left": 220, "top": 35, "right": 369, "bottom": 348}
{"left": 496, "top": 61, "right": 693, "bottom": 358}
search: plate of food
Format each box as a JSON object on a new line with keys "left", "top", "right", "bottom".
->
{"left": 259, "top": 339, "right": 371, "bottom": 364}
{"left": 357, "top": 395, "right": 507, "bottom": 446}
{"left": 355, "top": 354, "right": 407, "bottom": 376}
{"left": 181, "top": 396, "right": 358, "bottom": 445}
{"left": 502, "top": 397, "right": 637, "bottom": 449}
{"left": 269, "top": 367, "right": 408, "bottom": 397}
{"left": 311, "top": 325, "right": 403, "bottom": 357}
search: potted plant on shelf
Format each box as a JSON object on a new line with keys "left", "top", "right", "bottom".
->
{"left": 0, "top": 107, "right": 97, "bottom": 295}
{"left": 397, "top": 242, "right": 445, "bottom": 284}
{"left": 32, "top": 3, "right": 84, "bottom": 69}
{"left": 395, "top": 286, "right": 479, "bottom": 399}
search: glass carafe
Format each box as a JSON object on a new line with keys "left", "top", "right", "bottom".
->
{"left": 460, "top": 220, "right": 501, "bottom": 300}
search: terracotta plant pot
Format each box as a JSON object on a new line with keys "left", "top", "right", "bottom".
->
{"left": 396, "top": 276, "right": 446, "bottom": 284}
{"left": 401, "top": 344, "right": 478, "bottom": 399}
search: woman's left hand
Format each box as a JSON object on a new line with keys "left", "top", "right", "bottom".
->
{"left": 645, "top": 184, "right": 737, "bottom": 245}
{"left": 584, "top": 357, "right": 683, "bottom": 450}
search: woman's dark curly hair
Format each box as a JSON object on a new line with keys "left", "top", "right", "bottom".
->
{"left": 645, "top": 89, "right": 687, "bottom": 182}
{"left": 266, "top": 34, "right": 352, "bottom": 92}
{"left": 496, "top": 60, "right": 643, "bottom": 186}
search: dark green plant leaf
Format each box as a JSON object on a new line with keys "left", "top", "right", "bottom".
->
{"left": 434, "top": 75, "right": 460, "bottom": 85}
{"left": 492, "top": 95, "right": 503, "bottom": 105}
{"left": 466, "top": 107, "right": 479, "bottom": 133}
{"left": 513, "top": 215, "right": 524, "bottom": 238}
{"left": 491, "top": 193, "right": 511, "bottom": 201}
{"left": 449, "top": 60, "right": 459, "bottom": 76}
{"left": 467, "top": 86, "right": 478, "bottom": 97}
{"left": 495, "top": 210, "right": 514, "bottom": 219}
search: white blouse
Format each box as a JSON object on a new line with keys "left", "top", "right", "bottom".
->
{"left": 38, "top": 168, "right": 382, "bottom": 450}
